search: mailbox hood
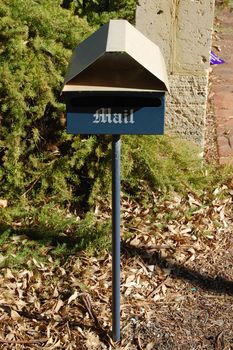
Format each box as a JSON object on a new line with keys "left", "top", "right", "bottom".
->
{"left": 62, "top": 20, "right": 169, "bottom": 93}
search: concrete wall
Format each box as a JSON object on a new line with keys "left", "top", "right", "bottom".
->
{"left": 136, "top": 0, "right": 215, "bottom": 145}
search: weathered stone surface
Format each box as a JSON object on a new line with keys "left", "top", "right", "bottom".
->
{"left": 136, "top": 0, "right": 174, "bottom": 69}
{"left": 174, "top": 0, "right": 215, "bottom": 73}
{"left": 136, "top": 0, "right": 215, "bottom": 146}
{"left": 166, "top": 74, "right": 208, "bottom": 146}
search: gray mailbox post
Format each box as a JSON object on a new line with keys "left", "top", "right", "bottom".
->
{"left": 62, "top": 19, "right": 169, "bottom": 342}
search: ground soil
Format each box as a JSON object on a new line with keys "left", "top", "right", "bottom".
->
{"left": 0, "top": 182, "right": 232, "bottom": 349}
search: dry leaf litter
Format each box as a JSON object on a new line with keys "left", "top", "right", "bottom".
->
{"left": 0, "top": 182, "right": 232, "bottom": 349}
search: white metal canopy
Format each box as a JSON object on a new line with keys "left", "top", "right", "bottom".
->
{"left": 62, "top": 19, "right": 169, "bottom": 93}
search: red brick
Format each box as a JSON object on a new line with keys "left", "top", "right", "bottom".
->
{"left": 211, "top": 9, "right": 233, "bottom": 164}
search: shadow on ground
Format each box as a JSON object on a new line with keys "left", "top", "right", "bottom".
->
{"left": 0, "top": 223, "right": 94, "bottom": 258}
{"left": 1, "top": 222, "right": 232, "bottom": 296}
{"left": 122, "top": 242, "right": 233, "bottom": 296}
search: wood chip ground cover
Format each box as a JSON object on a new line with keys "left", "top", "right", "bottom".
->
{"left": 0, "top": 184, "right": 232, "bottom": 349}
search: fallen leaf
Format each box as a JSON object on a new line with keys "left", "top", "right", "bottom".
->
{"left": 146, "top": 342, "right": 155, "bottom": 350}
{"left": 85, "top": 331, "right": 101, "bottom": 349}
{"left": 11, "top": 310, "right": 21, "bottom": 321}
{"left": 68, "top": 290, "right": 78, "bottom": 304}
{"left": 54, "top": 299, "right": 64, "bottom": 313}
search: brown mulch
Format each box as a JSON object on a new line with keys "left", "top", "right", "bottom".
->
{"left": 0, "top": 183, "right": 232, "bottom": 349}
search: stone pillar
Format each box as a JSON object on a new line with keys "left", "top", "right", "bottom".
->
{"left": 136, "top": 0, "right": 215, "bottom": 146}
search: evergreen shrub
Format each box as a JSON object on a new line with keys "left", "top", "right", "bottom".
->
{"left": 63, "top": 0, "right": 137, "bottom": 26}
{"left": 0, "top": 0, "right": 92, "bottom": 204}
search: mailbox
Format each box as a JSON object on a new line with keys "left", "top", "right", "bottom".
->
{"left": 62, "top": 19, "right": 169, "bottom": 135}
{"left": 62, "top": 19, "right": 170, "bottom": 342}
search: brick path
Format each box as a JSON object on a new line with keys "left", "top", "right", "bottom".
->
{"left": 212, "top": 9, "right": 233, "bottom": 164}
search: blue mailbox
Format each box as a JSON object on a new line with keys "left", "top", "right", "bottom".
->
{"left": 62, "top": 19, "right": 169, "bottom": 343}
{"left": 65, "top": 91, "right": 165, "bottom": 135}
{"left": 62, "top": 20, "right": 169, "bottom": 134}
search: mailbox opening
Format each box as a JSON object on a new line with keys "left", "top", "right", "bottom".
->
{"left": 68, "top": 92, "right": 163, "bottom": 109}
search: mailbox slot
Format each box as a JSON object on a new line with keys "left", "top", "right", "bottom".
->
{"left": 65, "top": 91, "right": 163, "bottom": 111}
{"left": 70, "top": 95, "right": 162, "bottom": 108}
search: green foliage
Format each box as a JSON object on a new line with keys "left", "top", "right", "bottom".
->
{"left": 0, "top": 226, "right": 48, "bottom": 269}
{"left": 216, "top": 0, "right": 233, "bottom": 8}
{"left": 0, "top": 203, "right": 111, "bottom": 268}
{"left": 0, "top": 0, "right": 138, "bottom": 209}
{"left": 0, "top": 0, "right": 92, "bottom": 202}
{"left": 63, "top": 0, "right": 138, "bottom": 26}
{"left": 120, "top": 135, "right": 228, "bottom": 201}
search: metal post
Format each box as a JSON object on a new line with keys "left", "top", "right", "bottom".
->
{"left": 112, "top": 134, "right": 121, "bottom": 342}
